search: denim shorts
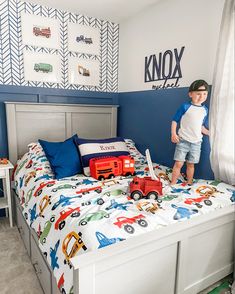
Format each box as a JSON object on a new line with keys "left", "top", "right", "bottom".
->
{"left": 174, "top": 138, "right": 202, "bottom": 163}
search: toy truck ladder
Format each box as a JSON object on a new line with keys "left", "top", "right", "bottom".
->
{"left": 145, "top": 149, "right": 158, "bottom": 181}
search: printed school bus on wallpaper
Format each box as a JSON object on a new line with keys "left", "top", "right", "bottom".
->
{"left": 144, "top": 46, "right": 185, "bottom": 90}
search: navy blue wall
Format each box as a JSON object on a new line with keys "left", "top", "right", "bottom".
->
{"left": 0, "top": 85, "right": 214, "bottom": 186}
{"left": 0, "top": 85, "right": 214, "bottom": 216}
{"left": 117, "top": 88, "right": 214, "bottom": 180}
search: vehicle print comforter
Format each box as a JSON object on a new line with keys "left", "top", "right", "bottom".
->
{"left": 14, "top": 141, "right": 235, "bottom": 294}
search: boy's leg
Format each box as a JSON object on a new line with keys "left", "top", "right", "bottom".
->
{"left": 186, "top": 141, "right": 201, "bottom": 185}
{"left": 171, "top": 161, "right": 184, "bottom": 185}
{"left": 186, "top": 162, "right": 194, "bottom": 185}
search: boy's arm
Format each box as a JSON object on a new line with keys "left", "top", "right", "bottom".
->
{"left": 202, "top": 107, "right": 209, "bottom": 136}
{"left": 171, "top": 103, "right": 188, "bottom": 143}
{"left": 171, "top": 121, "right": 180, "bottom": 143}
{"left": 171, "top": 103, "right": 189, "bottom": 143}
{"left": 202, "top": 126, "right": 209, "bottom": 136}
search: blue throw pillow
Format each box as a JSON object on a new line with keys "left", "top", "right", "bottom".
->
{"left": 39, "top": 135, "right": 82, "bottom": 180}
{"left": 75, "top": 136, "right": 130, "bottom": 176}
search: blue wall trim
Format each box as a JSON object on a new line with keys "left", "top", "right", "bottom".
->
{"left": 0, "top": 85, "right": 118, "bottom": 103}
{"left": 117, "top": 87, "right": 214, "bottom": 180}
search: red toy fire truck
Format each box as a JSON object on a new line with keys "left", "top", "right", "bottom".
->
{"left": 130, "top": 176, "right": 162, "bottom": 200}
{"left": 129, "top": 149, "right": 163, "bottom": 201}
{"left": 33, "top": 26, "right": 51, "bottom": 38}
{"left": 90, "top": 155, "right": 135, "bottom": 180}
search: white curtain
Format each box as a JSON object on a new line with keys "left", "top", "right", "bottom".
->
{"left": 209, "top": 0, "right": 235, "bottom": 185}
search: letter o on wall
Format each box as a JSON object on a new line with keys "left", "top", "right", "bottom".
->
{"left": 162, "top": 50, "right": 173, "bottom": 79}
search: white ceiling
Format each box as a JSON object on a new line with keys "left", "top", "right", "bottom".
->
{"left": 27, "top": 0, "right": 161, "bottom": 23}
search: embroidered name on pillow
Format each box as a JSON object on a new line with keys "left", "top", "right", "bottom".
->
{"left": 100, "top": 145, "right": 116, "bottom": 151}
{"left": 76, "top": 137, "right": 130, "bottom": 176}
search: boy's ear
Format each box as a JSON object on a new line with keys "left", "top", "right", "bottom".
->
{"left": 188, "top": 92, "right": 193, "bottom": 98}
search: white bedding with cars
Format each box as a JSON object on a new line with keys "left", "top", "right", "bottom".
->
{"left": 14, "top": 139, "right": 235, "bottom": 294}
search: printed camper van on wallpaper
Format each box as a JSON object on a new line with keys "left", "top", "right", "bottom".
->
{"left": 24, "top": 51, "right": 61, "bottom": 83}
{"left": 68, "top": 23, "right": 100, "bottom": 55}
{"left": 68, "top": 57, "right": 100, "bottom": 86}
{"left": 21, "top": 13, "right": 60, "bottom": 49}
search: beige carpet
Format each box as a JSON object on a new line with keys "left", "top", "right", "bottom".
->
{"left": 0, "top": 217, "right": 43, "bottom": 294}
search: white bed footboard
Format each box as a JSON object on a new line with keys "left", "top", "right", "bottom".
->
{"left": 71, "top": 206, "right": 234, "bottom": 294}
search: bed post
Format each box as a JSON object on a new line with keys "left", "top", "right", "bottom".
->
{"left": 5, "top": 103, "right": 18, "bottom": 164}
{"left": 73, "top": 265, "right": 96, "bottom": 294}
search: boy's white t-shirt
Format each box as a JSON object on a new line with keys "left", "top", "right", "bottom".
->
{"left": 173, "top": 102, "right": 208, "bottom": 143}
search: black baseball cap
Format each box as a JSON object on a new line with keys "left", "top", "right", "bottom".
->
{"left": 189, "top": 80, "right": 209, "bottom": 92}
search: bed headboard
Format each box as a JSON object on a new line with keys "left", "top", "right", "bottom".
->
{"left": 5, "top": 102, "right": 118, "bottom": 164}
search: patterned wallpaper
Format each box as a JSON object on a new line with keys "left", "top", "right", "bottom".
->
{"left": 0, "top": 0, "right": 119, "bottom": 92}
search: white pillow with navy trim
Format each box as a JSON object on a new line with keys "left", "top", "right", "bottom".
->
{"left": 76, "top": 137, "right": 130, "bottom": 176}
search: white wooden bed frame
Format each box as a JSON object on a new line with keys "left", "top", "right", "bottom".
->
{"left": 5, "top": 102, "right": 234, "bottom": 294}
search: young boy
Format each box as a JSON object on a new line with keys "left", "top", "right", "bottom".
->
{"left": 171, "top": 79, "right": 210, "bottom": 185}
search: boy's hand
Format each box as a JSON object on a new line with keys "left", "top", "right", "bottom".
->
{"left": 202, "top": 126, "right": 210, "bottom": 136}
{"left": 171, "top": 133, "right": 180, "bottom": 143}
{"left": 171, "top": 121, "right": 179, "bottom": 143}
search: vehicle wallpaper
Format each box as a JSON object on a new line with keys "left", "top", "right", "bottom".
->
{"left": 0, "top": 0, "right": 119, "bottom": 92}
{"left": 14, "top": 140, "right": 235, "bottom": 293}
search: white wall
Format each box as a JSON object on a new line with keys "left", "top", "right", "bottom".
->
{"left": 118, "top": 0, "right": 225, "bottom": 92}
